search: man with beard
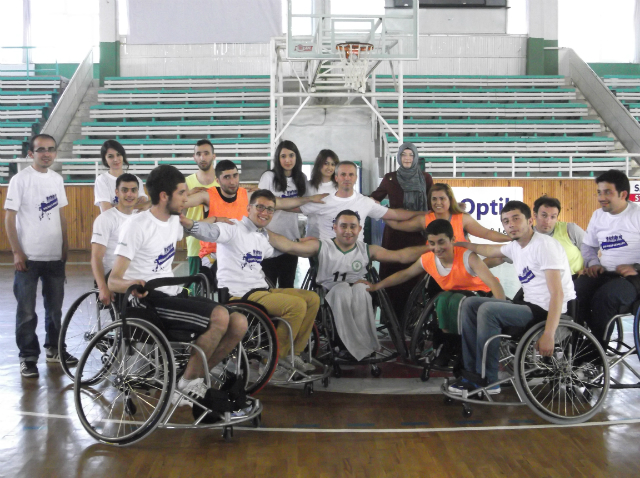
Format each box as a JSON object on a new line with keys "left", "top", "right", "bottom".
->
{"left": 185, "top": 140, "right": 219, "bottom": 280}
{"left": 108, "top": 165, "right": 248, "bottom": 405}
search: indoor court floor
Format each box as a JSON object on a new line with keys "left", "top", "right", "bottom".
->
{"left": 1, "top": 254, "right": 639, "bottom": 477}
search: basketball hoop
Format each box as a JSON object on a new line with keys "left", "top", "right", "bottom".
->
{"left": 336, "top": 42, "right": 374, "bottom": 93}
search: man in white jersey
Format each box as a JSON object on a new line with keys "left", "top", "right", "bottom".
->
{"left": 4, "top": 134, "right": 75, "bottom": 378}
{"left": 181, "top": 189, "right": 321, "bottom": 374}
{"left": 108, "top": 165, "right": 248, "bottom": 404}
{"left": 447, "top": 201, "right": 576, "bottom": 395}
{"left": 295, "top": 162, "right": 427, "bottom": 240}
{"left": 91, "top": 173, "right": 139, "bottom": 306}
{"left": 576, "top": 170, "right": 640, "bottom": 348}
{"left": 268, "top": 210, "right": 429, "bottom": 361}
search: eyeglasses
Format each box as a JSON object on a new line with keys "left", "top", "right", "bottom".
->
{"left": 252, "top": 204, "right": 275, "bottom": 214}
{"left": 34, "top": 147, "right": 57, "bottom": 154}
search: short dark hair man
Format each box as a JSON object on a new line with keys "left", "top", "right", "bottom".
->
{"left": 447, "top": 201, "right": 576, "bottom": 394}
{"left": 532, "top": 195, "right": 585, "bottom": 275}
{"left": 108, "top": 165, "right": 248, "bottom": 405}
{"left": 575, "top": 169, "right": 640, "bottom": 349}
{"left": 4, "top": 134, "right": 74, "bottom": 377}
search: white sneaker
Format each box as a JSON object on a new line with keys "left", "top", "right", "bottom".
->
{"left": 281, "top": 355, "right": 315, "bottom": 373}
{"left": 270, "top": 367, "right": 293, "bottom": 382}
{"left": 171, "top": 377, "right": 208, "bottom": 407}
{"left": 230, "top": 405, "right": 253, "bottom": 418}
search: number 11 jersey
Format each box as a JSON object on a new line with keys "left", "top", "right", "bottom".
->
{"left": 316, "top": 238, "right": 371, "bottom": 290}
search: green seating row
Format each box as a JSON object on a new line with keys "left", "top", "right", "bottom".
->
{"left": 99, "top": 88, "right": 270, "bottom": 94}
{"left": 420, "top": 156, "right": 624, "bottom": 163}
{"left": 376, "top": 75, "right": 564, "bottom": 79}
{"left": 105, "top": 75, "right": 270, "bottom": 81}
{"left": 386, "top": 135, "right": 613, "bottom": 143}
{"left": 90, "top": 102, "right": 270, "bottom": 110}
{"left": 378, "top": 102, "right": 586, "bottom": 109}
{"left": 376, "top": 87, "right": 575, "bottom": 93}
{"left": 81, "top": 119, "right": 270, "bottom": 127}
{"left": 386, "top": 119, "right": 599, "bottom": 125}
{"left": 73, "top": 138, "right": 270, "bottom": 146}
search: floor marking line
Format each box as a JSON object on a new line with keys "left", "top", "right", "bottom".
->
{"left": 15, "top": 411, "right": 640, "bottom": 433}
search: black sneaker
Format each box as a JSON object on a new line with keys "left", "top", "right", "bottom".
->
{"left": 46, "top": 349, "right": 79, "bottom": 365}
{"left": 20, "top": 361, "right": 39, "bottom": 378}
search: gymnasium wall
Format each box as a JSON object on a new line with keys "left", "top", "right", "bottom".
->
{"left": 0, "top": 179, "right": 601, "bottom": 252}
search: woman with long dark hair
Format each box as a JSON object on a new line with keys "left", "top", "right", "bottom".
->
{"left": 94, "top": 139, "right": 148, "bottom": 212}
{"left": 370, "top": 142, "right": 433, "bottom": 318}
{"left": 306, "top": 149, "right": 339, "bottom": 238}
{"left": 258, "top": 140, "right": 309, "bottom": 288}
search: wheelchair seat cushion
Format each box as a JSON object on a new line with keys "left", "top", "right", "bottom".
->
{"left": 130, "top": 291, "right": 218, "bottom": 342}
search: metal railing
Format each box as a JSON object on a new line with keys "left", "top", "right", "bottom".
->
{"left": 0, "top": 46, "right": 59, "bottom": 76}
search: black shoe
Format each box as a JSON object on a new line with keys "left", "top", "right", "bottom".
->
{"left": 20, "top": 361, "right": 39, "bottom": 378}
{"left": 46, "top": 349, "right": 79, "bottom": 366}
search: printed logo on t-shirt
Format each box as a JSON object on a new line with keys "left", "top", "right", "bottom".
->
{"left": 241, "top": 250, "right": 263, "bottom": 269}
{"left": 281, "top": 189, "right": 298, "bottom": 198}
{"left": 112, "top": 195, "right": 119, "bottom": 205}
{"left": 153, "top": 244, "right": 176, "bottom": 272}
{"left": 518, "top": 266, "right": 535, "bottom": 284}
{"left": 38, "top": 194, "right": 58, "bottom": 220}
{"left": 352, "top": 260, "right": 363, "bottom": 272}
{"left": 600, "top": 234, "right": 628, "bottom": 250}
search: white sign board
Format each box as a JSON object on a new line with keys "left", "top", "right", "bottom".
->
{"left": 452, "top": 187, "right": 524, "bottom": 242}
{"left": 630, "top": 181, "right": 640, "bottom": 203}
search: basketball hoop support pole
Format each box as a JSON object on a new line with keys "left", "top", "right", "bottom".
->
{"left": 360, "top": 95, "right": 400, "bottom": 143}
{"left": 272, "top": 96, "right": 311, "bottom": 145}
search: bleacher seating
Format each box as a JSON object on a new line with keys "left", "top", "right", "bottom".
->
{"left": 70, "top": 75, "right": 272, "bottom": 182}
{"left": 376, "top": 75, "right": 621, "bottom": 176}
{"left": 603, "top": 75, "right": 640, "bottom": 121}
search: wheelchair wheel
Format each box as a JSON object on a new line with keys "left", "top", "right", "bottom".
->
{"left": 227, "top": 303, "right": 278, "bottom": 395}
{"left": 59, "top": 290, "right": 118, "bottom": 380}
{"left": 74, "top": 318, "right": 174, "bottom": 445}
{"left": 209, "top": 344, "right": 250, "bottom": 391}
{"left": 402, "top": 274, "right": 430, "bottom": 339}
{"left": 377, "top": 288, "right": 408, "bottom": 359}
{"left": 409, "top": 299, "right": 438, "bottom": 365}
{"left": 315, "top": 303, "right": 337, "bottom": 362}
{"left": 514, "top": 320, "right": 609, "bottom": 425}
{"left": 634, "top": 306, "right": 640, "bottom": 362}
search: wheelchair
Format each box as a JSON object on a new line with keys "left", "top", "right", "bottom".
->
{"left": 217, "top": 286, "right": 331, "bottom": 397}
{"left": 301, "top": 265, "right": 408, "bottom": 379}
{"left": 440, "top": 300, "right": 611, "bottom": 424}
{"left": 401, "top": 274, "right": 442, "bottom": 341}
{"left": 73, "top": 276, "right": 263, "bottom": 445}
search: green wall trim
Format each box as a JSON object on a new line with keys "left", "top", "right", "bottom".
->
{"left": 526, "top": 37, "right": 545, "bottom": 75}
{"left": 589, "top": 63, "right": 640, "bottom": 76}
{"left": 543, "top": 40, "right": 558, "bottom": 75}
{"left": 99, "top": 41, "right": 120, "bottom": 86}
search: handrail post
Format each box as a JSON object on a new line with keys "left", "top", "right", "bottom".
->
{"left": 569, "top": 155, "right": 573, "bottom": 177}
{"left": 512, "top": 155, "right": 515, "bottom": 177}
{"left": 452, "top": 155, "right": 456, "bottom": 177}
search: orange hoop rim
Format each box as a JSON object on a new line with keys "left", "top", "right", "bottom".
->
{"left": 336, "top": 42, "right": 374, "bottom": 52}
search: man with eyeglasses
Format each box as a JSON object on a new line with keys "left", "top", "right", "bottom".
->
{"left": 180, "top": 189, "right": 324, "bottom": 376}
{"left": 4, "top": 134, "right": 76, "bottom": 378}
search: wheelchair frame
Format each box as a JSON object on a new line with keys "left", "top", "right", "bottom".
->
{"left": 73, "top": 275, "right": 263, "bottom": 445}
{"left": 601, "top": 298, "right": 640, "bottom": 390}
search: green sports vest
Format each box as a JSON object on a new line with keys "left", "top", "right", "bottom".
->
{"left": 553, "top": 221, "right": 584, "bottom": 275}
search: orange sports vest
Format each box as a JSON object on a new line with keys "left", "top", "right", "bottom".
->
{"left": 199, "top": 187, "right": 249, "bottom": 258}
{"left": 420, "top": 246, "right": 490, "bottom": 293}
{"left": 425, "top": 212, "right": 467, "bottom": 243}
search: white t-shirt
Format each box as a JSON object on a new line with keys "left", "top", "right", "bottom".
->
{"left": 4, "top": 166, "right": 68, "bottom": 261}
{"left": 306, "top": 181, "right": 338, "bottom": 238}
{"left": 583, "top": 202, "right": 640, "bottom": 272}
{"left": 94, "top": 172, "right": 147, "bottom": 206}
{"left": 114, "top": 211, "right": 183, "bottom": 295}
{"left": 316, "top": 238, "right": 370, "bottom": 290}
{"left": 300, "top": 191, "right": 389, "bottom": 241}
{"left": 91, "top": 207, "right": 135, "bottom": 273}
{"left": 258, "top": 171, "right": 308, "bottom": 256}
{"left": 215, "top": 217, "right": 275, "bottom": 297}
{"left": 500, "top": 232, "right": 575, "bottom": 313}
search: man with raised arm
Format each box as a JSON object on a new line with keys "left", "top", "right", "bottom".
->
{"left": 446, "top": 201, "right": 575, "bottom": 395}
{"left": 268, "top": 209, "right": 429, "bottom": 361}
{"left": 4, "top": 134, "right": 74, "bottom": 378}
{"left": 365, "top": 219, "right": 505, "bottom": 366}
{"left": 91, "top": 173, "right": 139, "bottom": 306}
{"left": 532, "top": 195, "right": 585, "bottom": 276}
{"left": 575, "top": 169, "right": 640, "bottom": 349}
{"left": 181, "top": 189, "right": 322, "bottom": 375}
{"left": 292, "top": 161, "right": 426, "bottom": 241}
{"left": 108, "top": 165, "right": 248, "bottom": 406}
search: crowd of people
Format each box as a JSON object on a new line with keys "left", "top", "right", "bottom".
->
{"left": 5, "top": 133, "right": 640, "bottom": 403}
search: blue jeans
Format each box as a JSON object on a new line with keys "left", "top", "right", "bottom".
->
{"left": 460, "top": 297, "right": 534, "bottom": 383}
{"left": 14, "top": 260, "right": 66, "bottom": 362}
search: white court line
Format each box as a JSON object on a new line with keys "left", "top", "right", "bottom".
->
{"left": 15, "top": 411, "right": 640, "bottom": 434}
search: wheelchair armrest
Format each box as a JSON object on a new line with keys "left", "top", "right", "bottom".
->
{"left": 218, "top": 287, "right": 230, "bottom": 305}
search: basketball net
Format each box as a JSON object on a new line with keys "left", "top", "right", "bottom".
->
{"left": 336, "top": 43, "right": 373, "bottom": 93}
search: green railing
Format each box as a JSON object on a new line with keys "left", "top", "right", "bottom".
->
{"left": 0, "top": 46, "right": 59, "bottom": 76}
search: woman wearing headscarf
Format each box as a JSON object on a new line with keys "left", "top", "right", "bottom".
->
{"left": 370, "top": 142, "right": 433, "bottom": 319}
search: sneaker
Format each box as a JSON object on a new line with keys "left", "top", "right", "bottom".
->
{"left": 270, "top": 367, "right": 293, "bottom": 382}
{"left": 20, "top": 361, "right": 39, "bottom": 378}
{"left": 172, "top": 377, "right": 208, "bottom": 407}
{"left": 230, "top": 405, "right": 253, "bottom": 418}
{"left": 46, "top": 349, "right": 78, "bottom": 365}
{"left": 280, "top": 355, "right": 315, "bottom": 373}
{"left": 447, "top": 378, "right": 501, "bottom": 396}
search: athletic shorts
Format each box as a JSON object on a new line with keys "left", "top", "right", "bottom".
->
{"left": 129, "top": 291, "right": 221, "bottom": 342}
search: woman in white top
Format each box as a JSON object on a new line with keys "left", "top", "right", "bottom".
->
{"left": 94, "top": 139, "right": 148, "bottom": 213}
{"left": 258, "top": 140, "right": 309, "bottom": 288}
{"left": 306, "top": 149, "right": 339, "bottom": 238}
